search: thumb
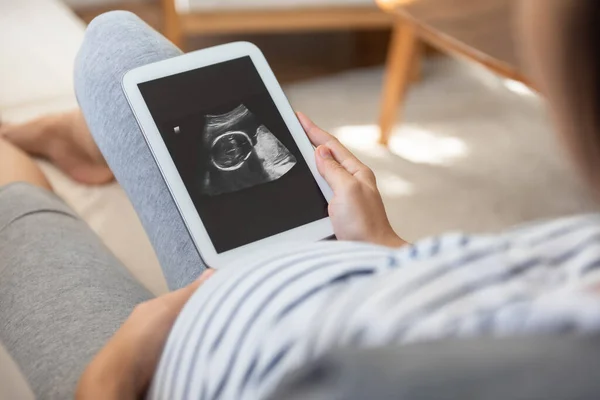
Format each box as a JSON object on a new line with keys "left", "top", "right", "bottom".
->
{"left": 160, "top": 269, "right": 214, "bottom": 312}
{"left": 315, "top": 145, "right": 354, "bottom": 191}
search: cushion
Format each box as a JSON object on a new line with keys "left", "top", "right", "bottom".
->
{"left": 63, "top": 0, "right": 152, "bottom": 7}
{"left": 1, "top": 0, "right": 168, "bottom": 396}
{"left": 185, "top": 0, "right": 377, "bottom": 12}
{"left": 0, "top": 0, "right": 85, "bottom": 111}
{"left": 0, "top": 0, "right": 168, "bottom": 296}
{"left": 0, "top": 343, "right": 35, "bottom": 400}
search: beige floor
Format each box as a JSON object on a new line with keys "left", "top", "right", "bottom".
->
{"left": 285, "top": 56, "right": 598, "bottom": 242}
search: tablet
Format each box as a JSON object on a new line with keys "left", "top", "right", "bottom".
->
{"left": 122, "top": 42, "right": 334, "bottom": 269}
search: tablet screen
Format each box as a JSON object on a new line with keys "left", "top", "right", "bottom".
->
{"left": 138, "top": 56, "right": 328, "bottom": 253}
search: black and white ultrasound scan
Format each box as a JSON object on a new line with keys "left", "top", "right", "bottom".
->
{"left": 138, "top": 56, "right": 328, "bottom": 253}
{"left": 200, "top": 104, "right": 297, "bottom": 196}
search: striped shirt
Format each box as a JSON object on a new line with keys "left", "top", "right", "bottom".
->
{"left": 149, "top": 214, "right": 600, "bottom": 400}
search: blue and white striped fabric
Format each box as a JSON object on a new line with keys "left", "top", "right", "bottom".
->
{"left": 150, "top": 214, "right": 600, "bottom": 400}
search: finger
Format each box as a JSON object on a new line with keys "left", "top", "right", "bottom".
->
{"left": 315, "top": 145, "right": 355, "bottom": 191}
{"left": 321, "top": 139, "right": 375, "bottom": 185}
{"left": 323, "top": 139, "right": 368, "bottom": 178}
{"left": 297, "top": 112, "right": 335, "bottom": 147}
{"left": 297, "top": 111, "right": 373, "bottom": 184}
{"left": 195, "top": 268, "right": 215, "bottom": 285}
{"left": 297, "top": 112, "right": 369, "bottom": 176}
{"left": 161, "top": 269, "right": 215, "bottom": 312}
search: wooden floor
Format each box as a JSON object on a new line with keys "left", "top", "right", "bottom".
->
{"left": 71, "top": 2, "right": 392, "bottom": 84}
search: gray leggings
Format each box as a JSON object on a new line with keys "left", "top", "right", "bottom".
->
{"left": 0, "top": 11, "right": 205, "bottom": 399}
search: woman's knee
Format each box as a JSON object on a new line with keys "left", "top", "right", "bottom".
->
{"left": 74, "top": 11, "right": 146, "bottom": 95}
{"left": 73, "top": 10, "right": 182, "bottom": 115}
{"left": 88, "top": 10, "right": 143, "bottom": 32}
{"left": 82, "top": 11, "right": 147, "bottom": 54}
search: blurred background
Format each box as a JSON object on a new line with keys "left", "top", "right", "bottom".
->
{"left": 0, "top": 0, "right": 597, "bottom": 296}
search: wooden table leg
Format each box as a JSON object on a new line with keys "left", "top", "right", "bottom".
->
{"left": 379, "top": 20, "right": 419, "bottom": 145}
{"left": 411, "top": 40, "right": 423, "bottom": 82}
{"left": 161, "top": 0, "right": 184, "bottom": 49}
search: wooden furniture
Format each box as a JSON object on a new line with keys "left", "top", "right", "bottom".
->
{"left": 69, "top": 0, "right": 163, "bottom": 30}
{"left": 161, "top": 0, "right": 394, "bottom": 49}
{"left": 377, "top": 0, "right": 528, "bottom": 145}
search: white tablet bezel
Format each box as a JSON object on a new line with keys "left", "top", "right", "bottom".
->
{"left": 122, "top": 42, "right": 334, "bottom": 269}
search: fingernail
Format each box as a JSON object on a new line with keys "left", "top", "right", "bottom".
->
{"left": 297, "top": 112, "right": 308, "bottom": 126}
{"left": 318, "top": 146, "right": 332, "bottom": 159}
{"left": 197, "top": 269, "right": 214, "bottom": 281}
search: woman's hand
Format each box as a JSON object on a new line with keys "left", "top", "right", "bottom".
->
{"left": 76, "top": 269, "right": 214, "bottom": 400}
{"left": 297, "top": 112, "right": 406, "bottom": 248}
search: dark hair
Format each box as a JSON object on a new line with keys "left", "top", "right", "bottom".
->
{"left": 562, "top": 0, "right": 600, "bottom": 186}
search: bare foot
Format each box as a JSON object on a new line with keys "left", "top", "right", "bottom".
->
{"left": 0, "top": 110, "right": 114, "bottom": 185}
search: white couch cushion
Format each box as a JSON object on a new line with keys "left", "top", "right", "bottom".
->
{"left": 183, "top": 0, "right": 377, "bottom": 12}
{"left": 0, "top": 0, "right": 168, "bottom": 295}
{"left": 0, "top": 0, "right": 85, "bottom": 110}
{"left": 63, "top": 0, "right": 156, "bottom": 7}
{"left": 63, "top": 0, "right": 376, "bottom": 11}
{"left": 0, "top": 343, "right": 35, "bottom": 400}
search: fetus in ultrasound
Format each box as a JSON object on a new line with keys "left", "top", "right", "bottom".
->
{"left": 199, "top": 104, "right": 297, "bottom": 196}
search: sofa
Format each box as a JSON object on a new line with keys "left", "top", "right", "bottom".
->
{"left": 60, "top": 0, "right": 393, "bottom": 52}
{"left": 162, "top": 0, "right": 392, "bottom": 49}
{"left": 0, "top": 0, "right": 168, "bottom": 397}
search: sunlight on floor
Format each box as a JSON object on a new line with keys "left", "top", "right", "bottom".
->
{"left": 390, "top": 125, "right": 469, "bottom": 166}
{"left": 502, "top": 78, "right": 536, "bottom": 97}
{"left": 333, "top": 124, "right": 389, "bottom": 158}
{"left": 332, "top": 123, "right": 471, "bottom": 195}
{"left": 332, "top": 124, "right": 414, "bottom": 197}
{"left": 462, "top": 61, "right": 536, "bottom": 99}
{"left": 376, "top": 171, "right": 415, "bottom": 197}
{"left": 333, "top": 124, "right": 469, "bottom": 166}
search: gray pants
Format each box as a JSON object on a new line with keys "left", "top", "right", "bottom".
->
{"left": 0, "top": 11, "right": 206, "bottom": 399}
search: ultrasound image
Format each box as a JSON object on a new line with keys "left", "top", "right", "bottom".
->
{"left": 199, "top": 104, "right": 297, "bottom": 196}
